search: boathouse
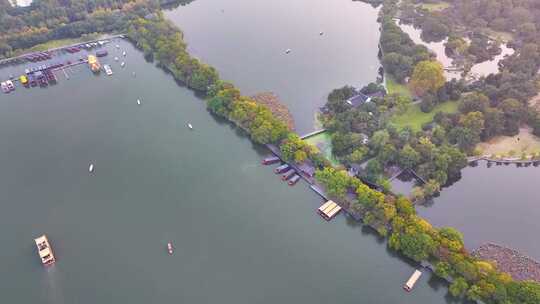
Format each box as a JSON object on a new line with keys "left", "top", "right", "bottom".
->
{"left": 317, "top": 200, "right": 342, "bottom": 221}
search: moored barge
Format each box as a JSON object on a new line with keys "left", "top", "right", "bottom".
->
{"left": 262, "top": 156, "right": 280, "bottom": 165}
{"left": 274, "top": 164, "right": 290, "bottom": 174}
{"left": 281, "top": 169, "right": 296, "bottom": 181}
{"left": 288, "top": 174, "right": 300, "bottom": 186}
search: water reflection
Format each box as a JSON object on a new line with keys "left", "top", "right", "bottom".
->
{"left": 418, "top": 161, "right": 540, "bottom": 260}
{"left": 397, "top": 21, "right": 514, "bottom": 80}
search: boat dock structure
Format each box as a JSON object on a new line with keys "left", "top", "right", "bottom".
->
{"left": 317, "top": 200, "right": 342, "bottom": 221}
{"left": 1, "top": 36, "right": 127, "bottom": 94}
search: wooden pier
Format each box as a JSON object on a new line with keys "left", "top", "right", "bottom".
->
{"left": 468, "top": 156, "right": 540, "bottom": 166}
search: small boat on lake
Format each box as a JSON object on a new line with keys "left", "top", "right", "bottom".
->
{"left": 319, "top": 31, "right": 324, "bottom": 35}
{"left": 5, "top": 80, "right": 15, "bottom": 91}
{"left": 120, "top": 62, "right": 125, "bottom": 68}
{"left": 104, "top": 64, "right": 113, "bottom": 76}
{"left": 1, "top": 82, "right": 9, "bottom": 93}
{"left": 114, "top": 57, "right": 119, "bottom": 61}
{"left": 34, "top": 234, "right": 56, "bottom": 266}
{"left": 115, "top": 44, "right": 120, "bottom": 49}
{"left": 89, "top": 163, "right": 94, "bottom": 173}
{"left": 122, "top": 51, "right": 126, "bottom": 57}
{"left": 167, "top": 242, "right": 173, "bottom": 255}
{"left": 187, "top": 123, "right": 193, "bottom": 130}
{"left": 285, "top": 49, "right": 291, "bottom": 54}
{"left": 137, "top": 99, "right": 141, "bottom": 105}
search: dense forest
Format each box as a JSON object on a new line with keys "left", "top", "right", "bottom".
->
{"left": 0, "top": 0, "right": 195, "bottom": 58}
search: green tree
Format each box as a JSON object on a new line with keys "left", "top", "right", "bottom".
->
{"left": 449, "top": 277, "right": 469, "bottom": 298}
{"left": 434, "top": 261, "right": 452, "bottom": 279}
{"left": 398, "top": 144, "right": 420, "bottom": 169}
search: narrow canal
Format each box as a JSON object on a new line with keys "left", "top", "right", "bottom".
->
{"left": 0, "top": 39, "right": 468, "bottom": 303}
{"left": 164, "top": 0, "right": 382, "bottom": 134}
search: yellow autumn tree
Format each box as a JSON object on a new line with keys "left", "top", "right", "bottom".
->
{"left": 410, "top": 60, "right": 446, "bottom": 97}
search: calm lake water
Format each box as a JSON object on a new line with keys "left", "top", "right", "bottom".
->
{"left": 164, "top": 0, "right": 382, "bottom": 134}
{"left": 398, "top": 22, "right": 514, "bottom": 80}
{"left": 418, "top": 161, "right": 540, "bottom": 261}
{"left": 0, "top": 39, "right": 469, "bottom": 303}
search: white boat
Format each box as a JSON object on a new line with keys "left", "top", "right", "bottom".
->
{"left": 167, "top": 242, "right": 173, "bottom": 255}
{"left": 5, "top": 80, "right": 14, "bottom": 91}
{"left": 114, "top": 57, "right": 119, "bottom": 61}
{"left": 137, "top": 99, "right": 141, "bottom": 105}
{"left": 120, "top": 62, "right": 125, "bottom": 67}
{"left": 115, "top": 44, "right": 120, "bottom": 49}
{"left": 319, "top": 31, "right": 324, "bottom": 36}
{"left": 1, "top": 82, "right": 9, "bottom": 93}
{"left": 187, "top": 123, "right": 193, "bottom": 130}
{"left": 122, "top": 51, "right": 126, "bottom": 57}
{"left": 104, "top": 64, "right": 113, "bottom": 76}
{"left": 89, "top": 164, "right": 94, "bottom": 173}
{"left": 285, "top": 49, "right": 291, "bottom": 54}
{"left": 34, "top": 235, "right": 56, "bottom": 266}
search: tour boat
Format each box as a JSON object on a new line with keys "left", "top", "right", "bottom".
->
{"left": 137, "top": 99, "right": 141, "bottom": 105}
{"left": 285, "top": 49, "right": 291, "bottom": 54}
{"left": 120, "top": 62, "right": 125, "bottom": 68}
{"left": 187, "top": 123, "right": 193, "bottom": 130}
{"left": 122, "top": 51, "right": 126, "bottom": 57}
{"left": 34, "top": 235, "right": 56, "bottom": 266}
{"left": 167, "top": 242, "right": 173, "bottom": 255}
{"left": 89, "top": 163, "right": 94, "bottom": 173}
{"left": 104, "top": 64, "right": 113, "bottom": 76}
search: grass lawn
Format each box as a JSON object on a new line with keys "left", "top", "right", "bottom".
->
{"left": 391, "top": 101, "right": 458, "bottom": 132}
{"left": 419, "top": 2, "right": 450, "bottom": 12}
{"left": 304, "top": 131, "right": 341, "bottom": 167}
{"left": 386, "top": 75, "right": 412, "bottom": 99}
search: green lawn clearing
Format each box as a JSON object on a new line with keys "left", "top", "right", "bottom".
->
{"left": 386, "top": 75, "right": 412, "bottom": 99}
{"left": 391, "top": 101, "right": 458, "bottom": 132}
{"left": 304, "top": 131, "right": 341, "bottom": 167}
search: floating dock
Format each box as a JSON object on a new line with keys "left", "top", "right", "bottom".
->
{"left": 317, "top": 200, "right": 342, "bottom": 221}
{"left": 403, "top": 270, "right": 422, "bottom": 292}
